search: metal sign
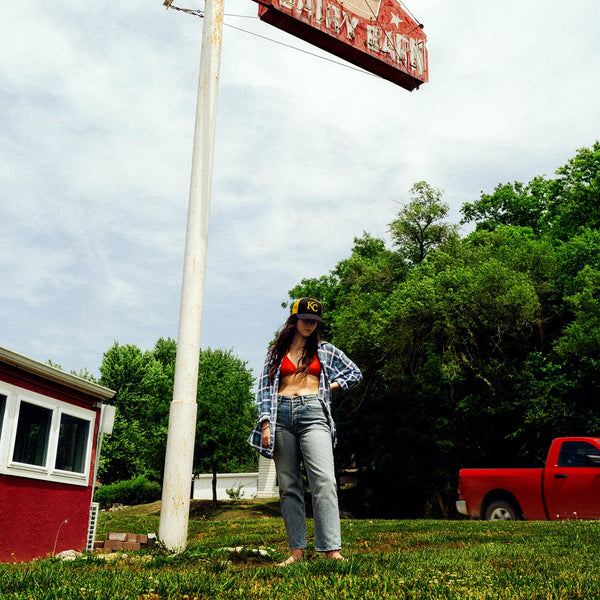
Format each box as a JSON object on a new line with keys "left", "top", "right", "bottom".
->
{"left": 255, "top": 0, "right": 428, "bottom": 90}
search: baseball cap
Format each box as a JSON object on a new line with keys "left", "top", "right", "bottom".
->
{"left": 291, "top": 298, "right": 323, "bottom": 322}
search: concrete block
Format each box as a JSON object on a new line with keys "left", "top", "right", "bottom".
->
{"left": 108, "top": 532, "right": 127, "bottom": 542}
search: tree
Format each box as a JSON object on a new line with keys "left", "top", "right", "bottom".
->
{"left": 98, "top": 340, "right": 173, "bottom": 484}
{"left": 274, "top": 146, "right": 600, "bottom": 517}
{"left": 344, "top": 225, "right": 561, "bottom": 515}
{"left": 287, "top": 233, "right": 408, "bottom": 515}
{"left": 460, "top": 177, "right": 549, "bottom": 234}
{"left": 544, "top": 141, "right": 600, "bottom": 239}
{"left": 97, "top": 339, "right": 255, "bottom": 498}
{"left": 389, "top": 181, "right": 457, "bottom": 264}
{"left": 193, "top": 348, "right": 256, "bottom": 508}
{"left": 287, "top": 203, "right": 576, "bottom": 515}
{"left": 460, "top": 142, "right": 600, "bottom": 241}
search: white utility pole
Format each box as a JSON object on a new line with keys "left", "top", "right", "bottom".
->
{"left": 158, "top": 0, "right": 224, "bottom": 552}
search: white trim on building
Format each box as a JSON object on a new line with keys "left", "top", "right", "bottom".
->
{"left": 256, "top": 456, "right": 279, "bottom": 498}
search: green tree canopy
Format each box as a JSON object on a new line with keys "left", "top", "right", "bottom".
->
{"left": 389, "top": 181, "right": 457, "bottom": 264}
{"left": 91, "top": 144, "right": 600, "bottom": 518}
{"left": 460, "top": 177, "right": 550, "bottom": 234}
{"left": 285, "top": 152, "right": 600, "bottom": 517}
{"left": 97, "top": 339, "right": 256, "bottom": 493}
{"left": 545, "top": 141, "right": 600, "bottom": 239}
{"left": 194, "top": 348, "right": 256, "bottom": 507}
{"left": 98, "top": 341, "right": 172, "bottom": 483}
{"left": 461, "top": 142, "right": 600, "bottom": 240}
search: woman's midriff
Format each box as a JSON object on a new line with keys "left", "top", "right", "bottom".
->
{"left": 278, "top": 372, "right": 319, "bottom": 396}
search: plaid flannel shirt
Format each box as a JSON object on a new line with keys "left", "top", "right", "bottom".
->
{"left": 247, "top": 341, "right": 362, "bottom": 458}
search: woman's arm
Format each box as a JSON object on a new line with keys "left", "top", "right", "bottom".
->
{"left": 261, "top": 420, "right": 271, "bottom": 448}
{"left": 320, "top": 342, "right": 363, "bottom": 391}
{"left": 255, "top": 353, "right": 275, "bottom": 421}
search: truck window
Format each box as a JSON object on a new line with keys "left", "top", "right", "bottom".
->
{"left": 557, "top": 441, "right": 600, "bottom": 467}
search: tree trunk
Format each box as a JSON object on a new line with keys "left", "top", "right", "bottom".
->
{"left": 435, "top": 488, "right": 449, "bottom": 519}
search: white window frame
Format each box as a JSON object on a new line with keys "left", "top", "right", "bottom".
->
{"left": 0, "top": 382, "right": 96, "bottom": 487}
{"left": 0, "top": 388, "right": 8, "bottom": 446}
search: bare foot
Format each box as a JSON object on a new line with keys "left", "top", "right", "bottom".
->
{"left": 277, "top": 549, "right": 303, "bottom": 566}
{"left": 325, "top": 550, "right": 346, "bottom": 561}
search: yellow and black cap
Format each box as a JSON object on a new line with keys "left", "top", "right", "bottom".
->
{"left": 291, "top": 298, "right": 323, "bottom": 322}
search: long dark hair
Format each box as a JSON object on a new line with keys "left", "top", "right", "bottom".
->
{"left": 268, "top": 315, "right": 322, "bottom": 383}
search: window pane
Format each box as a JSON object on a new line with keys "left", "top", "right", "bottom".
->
{"left": 0, "top": 394, "right": 6, "bottom": 442}
{"left": 13, "top": 402, "right": 52, "bottom": 466}
{"left": 55, "top": 414, "right": 90, "bottom": 473}
{"left": 558, "top": 441, "right": 600, "bottom": 467}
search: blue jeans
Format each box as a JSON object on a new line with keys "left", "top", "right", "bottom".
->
{"left": 274, "top": 395, "right": 341, "bottom": 552}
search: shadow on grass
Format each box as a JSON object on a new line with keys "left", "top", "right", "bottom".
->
{"left": 122, "top": 498, "right": 282, "bottom": 521}
{"left": 188, "top": 499, "right": 282, "bottom": 521}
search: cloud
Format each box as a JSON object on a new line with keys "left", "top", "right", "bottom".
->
{"left": 1, "top": 0, "right": 599, "bottom": 380}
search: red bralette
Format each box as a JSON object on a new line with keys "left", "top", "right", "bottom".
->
{"left": 280, "top": 354, "right": 321, "bottom": 377}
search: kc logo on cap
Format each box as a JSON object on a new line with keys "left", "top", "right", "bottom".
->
{"left": 291, "top": 297, "right": 323, "bottom": 322}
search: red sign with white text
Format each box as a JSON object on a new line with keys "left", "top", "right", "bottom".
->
{"left": 256, "top": 0, "right": 428, "bottom": 90}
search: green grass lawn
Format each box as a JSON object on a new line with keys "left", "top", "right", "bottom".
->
{"left": 2, "top": 499, "right": 600, "bottom": 599}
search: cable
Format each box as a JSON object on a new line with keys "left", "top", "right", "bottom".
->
{"left": 169, "top": 4, "right": 256, "bottom": 18}
{"left": 167, "top": 4, "right": 382, "bottom": 80}
{"left": 398, "top": 0, "right": 423, "bottom": 29}
{"left": 224, "top": 21, "right": 381, "bottom": 79}
{"left": 168, "top": 4, "right": 204, "bottom": 17}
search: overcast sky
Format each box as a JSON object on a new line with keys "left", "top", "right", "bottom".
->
{"left": 2, "top": 0, "right": 599, "bottom": 384}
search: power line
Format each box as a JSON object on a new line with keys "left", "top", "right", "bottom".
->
{"left": 398, "top": 0, "right": 423, "bottom": 28}
{"left": 166, "top": 3, "right": 381, "bottom": 81}
{"left": 225, "top": 20, "right": 381, "bottom": 79}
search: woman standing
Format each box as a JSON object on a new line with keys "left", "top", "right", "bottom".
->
{"left": 248, "top": 298, "right": 362, "bottom": 565}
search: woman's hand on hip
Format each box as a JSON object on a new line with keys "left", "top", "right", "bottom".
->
{"left": 261, "top": 421, "right": 271, "bottom": 448}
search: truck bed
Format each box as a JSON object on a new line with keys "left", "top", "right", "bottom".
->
{"left": 457, "top": 437, "right": 600, "bottom": 520}
{"left": 457, "top": 467, "right": 548, "bottom": 520}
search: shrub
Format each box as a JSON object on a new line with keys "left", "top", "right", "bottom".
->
{"left": 94, "top": 475, "right": 161, "bottom": 508}
{"left": 225, "top": 484, "right": 245, "bottom": 500}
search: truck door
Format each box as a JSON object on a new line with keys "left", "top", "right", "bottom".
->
{"left": 544, "top": 440, "right": 600, "bottom": 519}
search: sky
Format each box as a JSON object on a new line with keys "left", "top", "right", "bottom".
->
{"left": 2, "top": 0, "right": 599, "bottom": 386}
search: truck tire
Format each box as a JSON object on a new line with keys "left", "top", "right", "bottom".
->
{"left": 484, "top": 500, "right": 518, "bottom": 520}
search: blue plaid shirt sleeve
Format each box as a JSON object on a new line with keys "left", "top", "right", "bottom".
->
{"left": 318, "top": 342, "right": 362, "bottom": 391}
{"left": 317, "top": 342, "right": 362, "bottom": 449}
{"left": 247, "top": 351, "right": 278, "bottom": 458}
{"left": 255, "top": 353, "right": 276, "bottom": 422}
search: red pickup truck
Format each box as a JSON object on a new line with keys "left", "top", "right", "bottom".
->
{"left": 456, "top": 437, "right": 600, "bottom": 520}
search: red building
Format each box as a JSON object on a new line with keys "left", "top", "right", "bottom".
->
{"left": 0, "top": 346, "right": 115, "bottom": 562}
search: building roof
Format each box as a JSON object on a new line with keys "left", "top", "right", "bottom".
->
{"left": 0, "top": 346, "right": 115, "bottom": 401}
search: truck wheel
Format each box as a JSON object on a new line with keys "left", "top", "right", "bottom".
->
{"left": 484, "top": 500, "right": 518, "bottom": 520}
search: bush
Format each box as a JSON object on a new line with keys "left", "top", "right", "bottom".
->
{"left": 94, "top": 475, "right": 161, "bottom": 508}
{"left": 225, "top": 484, "right": 245, "bottom": 500}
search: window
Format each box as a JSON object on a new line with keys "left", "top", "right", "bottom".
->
{"left": 558, "top": 441, "right": 600, "bottom": 467}
{"left": 0, "top": 394, "right": 6, "bottom": 442}
{"left": 55, "top": 413, "right": 90, "bottom": 473}
{"left": 12, "top": 401, "right": 52, "bottom": 467}
{"left": 0, "top": 386, "right": 96, "bottom": 486}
